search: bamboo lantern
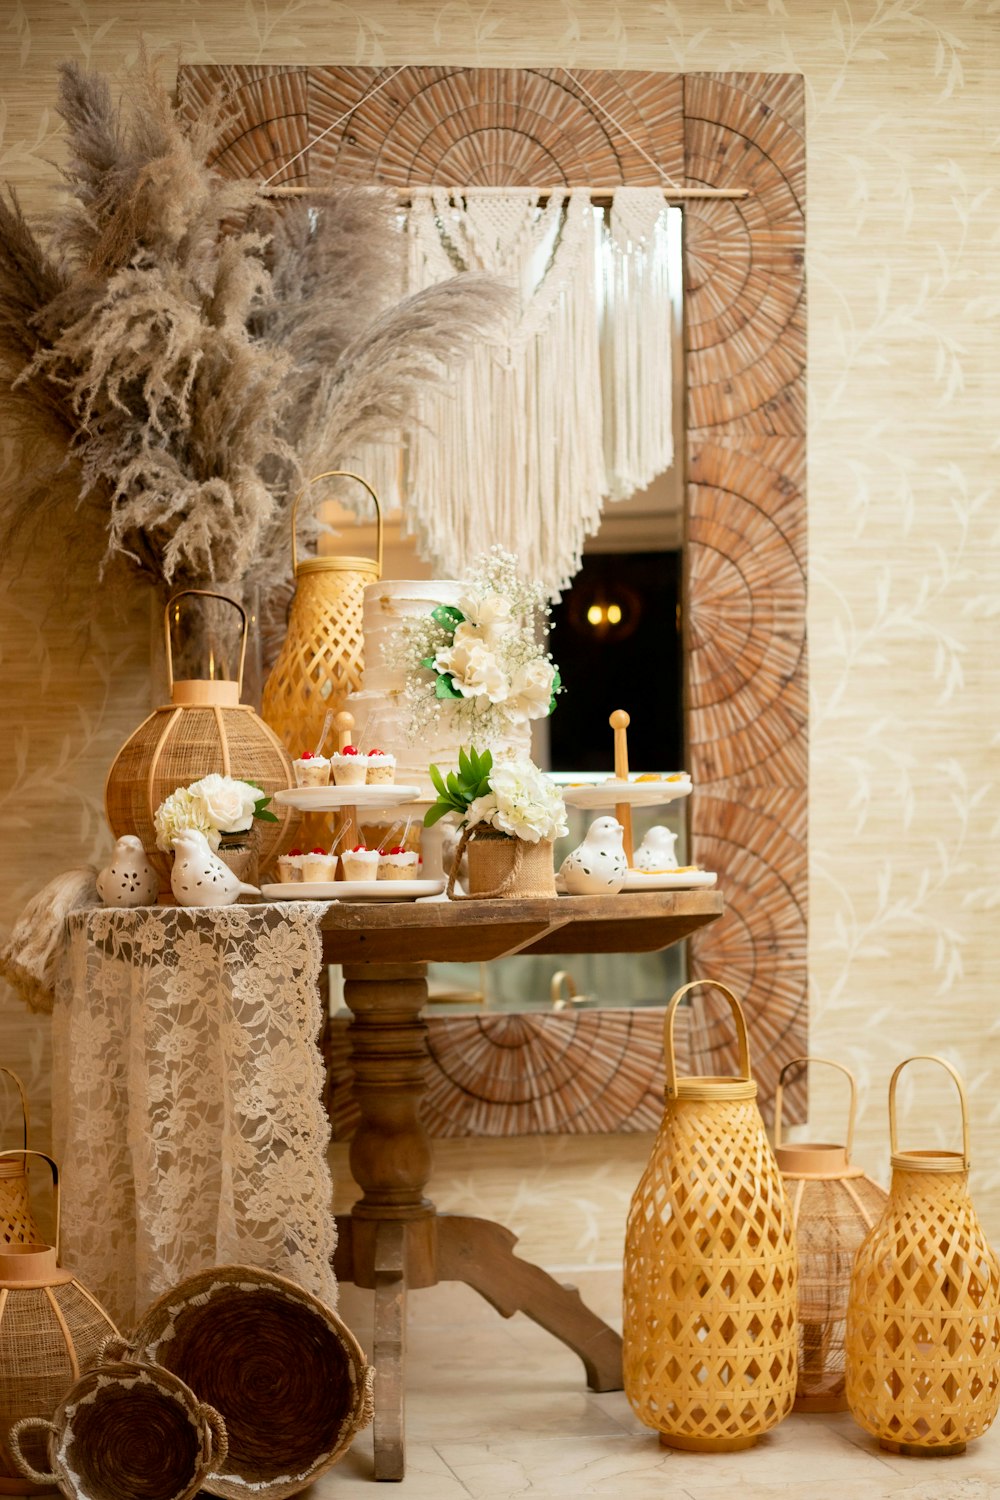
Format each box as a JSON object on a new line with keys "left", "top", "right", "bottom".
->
{"left": 623, "top": 980, "right": 798, "bottom": 1452}
{"left": 0, "top": 1152, "right": 120, "bottom": 1497}
{"left": 773, "top": 1056, "right": 887, "bottom": 1413}
{"left": 105, "top": 591, "right": 296, "bottom": 889}
{"left": 262, "top": 471, "right": 382, "bottom": 757}
{"left": 0, "top": 1070, "right": 42, "bottom": 1248}
{"left": 846, "top": 1055, "right": 1000, "bottom": 1456}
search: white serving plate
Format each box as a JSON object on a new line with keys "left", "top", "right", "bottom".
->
{"left": 273, "top": 784, "right": 422, "bottom": 812}
{"left": 561, "top": 778, "right": 692, "bottom": 810}
{"left": 261, "top": 878, "right": 446, "bottom": 902}
{"left": 622, "top": 868, "right": 717, "bottom": 891}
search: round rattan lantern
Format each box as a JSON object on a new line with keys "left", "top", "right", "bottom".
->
{"left": 0, "top": 1152, "right": 120, "bottom": 1497}
{"left": 126, "top": 1265, "right": 373, "bottom": 1499}
{"left": 262, "top": 471, "right": 382, "bottom": 757}
{"left": 773, "top": 1056, "right": 887, "bottom": 1413}
{"left": 846, "top": 1055, "right": 1000, "bottom": 1456}
{"left": 623, "top": 980, "right": 798, "bottom": 1452}
{"left": 105, "top": 591, "right": 296, "bottom": 888}
{"left": 0, "top": 1070, "right": 42, "bottom": 1249}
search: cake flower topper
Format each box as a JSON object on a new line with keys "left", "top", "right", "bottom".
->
{"left": 393, "top": 547, "right": 561, "bottom": 743}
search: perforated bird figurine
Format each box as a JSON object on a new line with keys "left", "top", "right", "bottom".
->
{"left": 634, "top": 825, "right": 679, "bottom": 872}
{"left": 169, "top": 829, "right": 260, "bottom": 907}
{"left": 559, "top": 816, "right": 628, "bottom": 895}
{"left": 96, "top": 835, "right": 159, "bottom": 907}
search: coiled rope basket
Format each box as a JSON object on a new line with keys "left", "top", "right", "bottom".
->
{"left": 124, "top": 1265, "right": 373, "bottom": 1499}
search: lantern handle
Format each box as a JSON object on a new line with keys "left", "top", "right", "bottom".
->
{"left": 0, "top": 1067, "right": 30, "bottom": 1163}
{"left": 163, "top": 591, "right": 248, "bottom": 698}
{"left": 663, "top": 980, "right": 751, "bottom": 1096}
{"left": 0, "top": 1150, "right": 59, "bottom": 1256}
{"left": 774, "top": 1056, "right": 857, "bottom": 1160}
{"left": 290, "top": 471, "right": 383, "bottom": 577}
{"left": 889, "top": 1055, "right": 970, "bottom": 1169}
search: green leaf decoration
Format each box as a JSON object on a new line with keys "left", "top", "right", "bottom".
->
{"left": 431, "top": 605, "right": 465, "bottom": 633}
{"left": 420, "top": 656, "right": 437, "bottom": 671}
{"left": 429, "top": 763, "right": 448, "bottom": 797}
{"left": 435, "top": 673, "right": 462, "bottom": 700}
{"left": 458, "top": 747, "right": 472, "bottom": 781}
{"left": 423, "top": 803, "right": 451, "bottom": 827}
{"left": 255, "top": 809, "right": 279, "bottom": 823}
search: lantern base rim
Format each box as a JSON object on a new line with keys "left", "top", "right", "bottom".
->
{"left": 880, "top": 1439, "right": 966, "bottom": 1458}
{"left": 658, "top": 1432, "right": 758, "bottom": 1453}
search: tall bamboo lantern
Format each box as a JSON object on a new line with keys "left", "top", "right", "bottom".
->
{"left": 262, "top": 471, "right": 382, "bottom": 757}
{"left": 623, "top": 980, "right": 798, "bottom": 1452}
{"left": 105, "top": 591, "right": 296, "bottom": 889}
{"left": 773, "top": 1056, "right": 887, "bottom": 1413}
{"left": 846, "top": 1055, "right": 1000, "bottom": 1456}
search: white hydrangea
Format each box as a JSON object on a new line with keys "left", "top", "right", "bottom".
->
{"left": 468, "top": 757, "right": 568, "bottom": 844}
{"left": 154, "top": 787, "right": 219, "bottom": 853}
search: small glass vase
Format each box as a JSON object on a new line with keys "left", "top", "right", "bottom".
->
{"left": 217, "top": 827, "right": 260, "bottom": 891}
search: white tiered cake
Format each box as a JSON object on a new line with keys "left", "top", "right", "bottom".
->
{"left": 347, "top": 580, "right": 530, "bottom": 799}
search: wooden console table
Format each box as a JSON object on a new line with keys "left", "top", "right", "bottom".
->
{"left": 320, "top": 891, "right": 723, "bottom": 1481}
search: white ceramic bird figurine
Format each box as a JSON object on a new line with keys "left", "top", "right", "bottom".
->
{"left": 634, "top": 825, "right": 680, "bottom": 872}
{"left": 96, "top": 835, "right": 160, "bottom": 907}
{"left": 170, "top": 829, "right": 261, "bottom": 907}
{"left": 559, "top": 816, "right": 628, "bottom": 895}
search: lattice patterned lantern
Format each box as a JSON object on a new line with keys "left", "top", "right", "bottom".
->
{"left": 846, "top": 1055, "right": 1000, "bottom": 1456}
{"left": 0, "top": 1069, "right": 42, "bottom": 1249}
{"left": 623, "top": 980, "right": 798, "bottom": 1452}
{"left": 0, "top": 1152, "right": 120, "bottom": 1495}
{"left": 773, "top": 1056, "right": 887, "bottom": 1412}
{"left": 105, "top": 591, "right": 296, "bottom": 889}
{"left": 262, "top": 471, "right": 382, "bottom": 756}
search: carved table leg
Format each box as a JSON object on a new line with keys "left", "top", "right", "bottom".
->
{"left": 373, "top": 1220, "right": 407, "bottom": 1481}
{"left": 436, "top": 1214, "right": 623, "bottom": 1392}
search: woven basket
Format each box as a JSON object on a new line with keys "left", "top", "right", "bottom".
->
{"left": 846, "top": 1055, "right": 1000, "bottom": 1456}
{"left": 449, "top": 825, "right": 556, "bottom": 900}
{"left": 623, "top": 980, "right": 798, "bottom": 1452}
{"left": 105, "top": 591, "right": 296, "bottom": 888}
{"left": 0, "top": 1070, "right": 41, "bottom": 1248}
{"left": 773, "top": 1057, "right": 887, "bottom": 1413}
{"left": 262, "top": 471, "right": 382, "bottom": 757}
{"left": 126, "top": 1265, "right": 373, "bottom": 1499}
{"left": 9, "top": 1360, "right": 227, "bottom": 1500}
{"left": 0, "top": 1153, "right": 120, "bottom": 1497}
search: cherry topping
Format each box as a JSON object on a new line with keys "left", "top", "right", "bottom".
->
{"left": 287, "top": 849, "right": 303, "bottom": 857}
{"left": 340, "top": 745, "right": 360, "bottom": 756}
{"left": 298, "top": 750, "right": 314, "bottom": 760}
{"left": 368, "top": 748, "right": 385, "bottom": 756}
{"left": 309, "top": 847, "right": 327, "bottom": 855}
{"left": 351, "top": 844, "right": 369, "bottom": 853}
{"left": 388, "top": 845, "right": 408, "bottom": 855}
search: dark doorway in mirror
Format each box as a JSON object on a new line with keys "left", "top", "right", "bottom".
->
{"left": 548, "top": 550, "right": 683, "bottom": 772}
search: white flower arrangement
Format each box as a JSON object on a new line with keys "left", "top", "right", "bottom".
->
{"left": 425, "top": 748, "right": 568, "bottom": 845}
{"left": 154, "top": 774, "right": 277, "bottom": 853}
{"left": 391, "top": 547, "right": 561, "bottom": 742}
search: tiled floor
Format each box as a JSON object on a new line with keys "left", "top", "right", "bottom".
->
{"left": 320, "top": 1135, "right": 1000, "bottom": 1499}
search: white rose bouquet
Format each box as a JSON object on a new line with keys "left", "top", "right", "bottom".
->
{"left": 154, "top": 774, "right": 278, "bottom": 853}
{"left": 392, "top": 547, "right": 561, "bottom": 742}
{"left": 424, "top": 748, "right": 567, "bottom": 845}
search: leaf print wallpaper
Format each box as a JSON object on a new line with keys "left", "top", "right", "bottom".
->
{"left": 1, "top": 2, "right": 998, "bottom": 1231}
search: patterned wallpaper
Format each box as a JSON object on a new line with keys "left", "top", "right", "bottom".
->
{"left": 2, "top": 3, "right": 998, "bottom": 1227}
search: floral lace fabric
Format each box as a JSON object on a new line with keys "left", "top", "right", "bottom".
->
{"left": 53, "top": 902, "right": 336, "bottom": 1328}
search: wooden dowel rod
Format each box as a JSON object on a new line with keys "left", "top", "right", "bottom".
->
{"left": 610, "top": 710, "right": 634, "bottom": 867}
{"left": 259, "top": 184, "right": 750, "bottom": 203}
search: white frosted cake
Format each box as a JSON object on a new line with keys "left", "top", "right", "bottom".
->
{"left": 347, "top": 580, "right": 530, "bottom": 798}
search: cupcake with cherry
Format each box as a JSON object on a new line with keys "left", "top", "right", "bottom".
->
{"left": 301, "top": 847, "right": 338, "bottom": 882}
{"left": 292, "top": 750, "right": 331, "bottom": 787}
{"left": 331, "top": 744, "right": 368, "bottom": 786}
{"left": 365, "top": 748, "right": 396, "bottom": 785}
{"left": 277, "top": 848, "right": 304, "bottom": 882}
{"left": 341, "top": 843, "right": 380, "bottom": 882}
{"left": 379, "top": 844, "right": 419, "bottom": 880}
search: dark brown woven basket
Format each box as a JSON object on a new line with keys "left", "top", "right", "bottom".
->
{"left": 8, "top": 1360, "right": 227, "bottom": 1500}
{"left": 127, "top": 1266, "right": 373, "bottom": 1500}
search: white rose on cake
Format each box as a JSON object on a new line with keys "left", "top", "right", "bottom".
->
{"left": 508, "top": 659, "right": 556, "bottom": 723}
{"left": 434, "top": 628, "right": 509, "bottom": 704}
{"left": 458, "top": 590, "right": 514, "bottom": 646}
{"left": 187, "top": 773, "right": 259, "bottom": 834}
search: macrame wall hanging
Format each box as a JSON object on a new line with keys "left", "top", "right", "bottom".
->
{"left": 353, "top": 185, "right": 674, "bottom": 599}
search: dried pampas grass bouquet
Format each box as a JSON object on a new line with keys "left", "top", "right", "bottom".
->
{"left": 0, "top": 52, "right": 507, "bottom": 604}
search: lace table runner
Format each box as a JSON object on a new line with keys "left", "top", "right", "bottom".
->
{"left": 52, "top": 902, "right": 336, "bottom": 1328}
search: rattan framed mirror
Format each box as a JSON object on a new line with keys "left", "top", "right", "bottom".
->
{"left": 177, "top": 65, "right": 806, "bottom": 1133}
